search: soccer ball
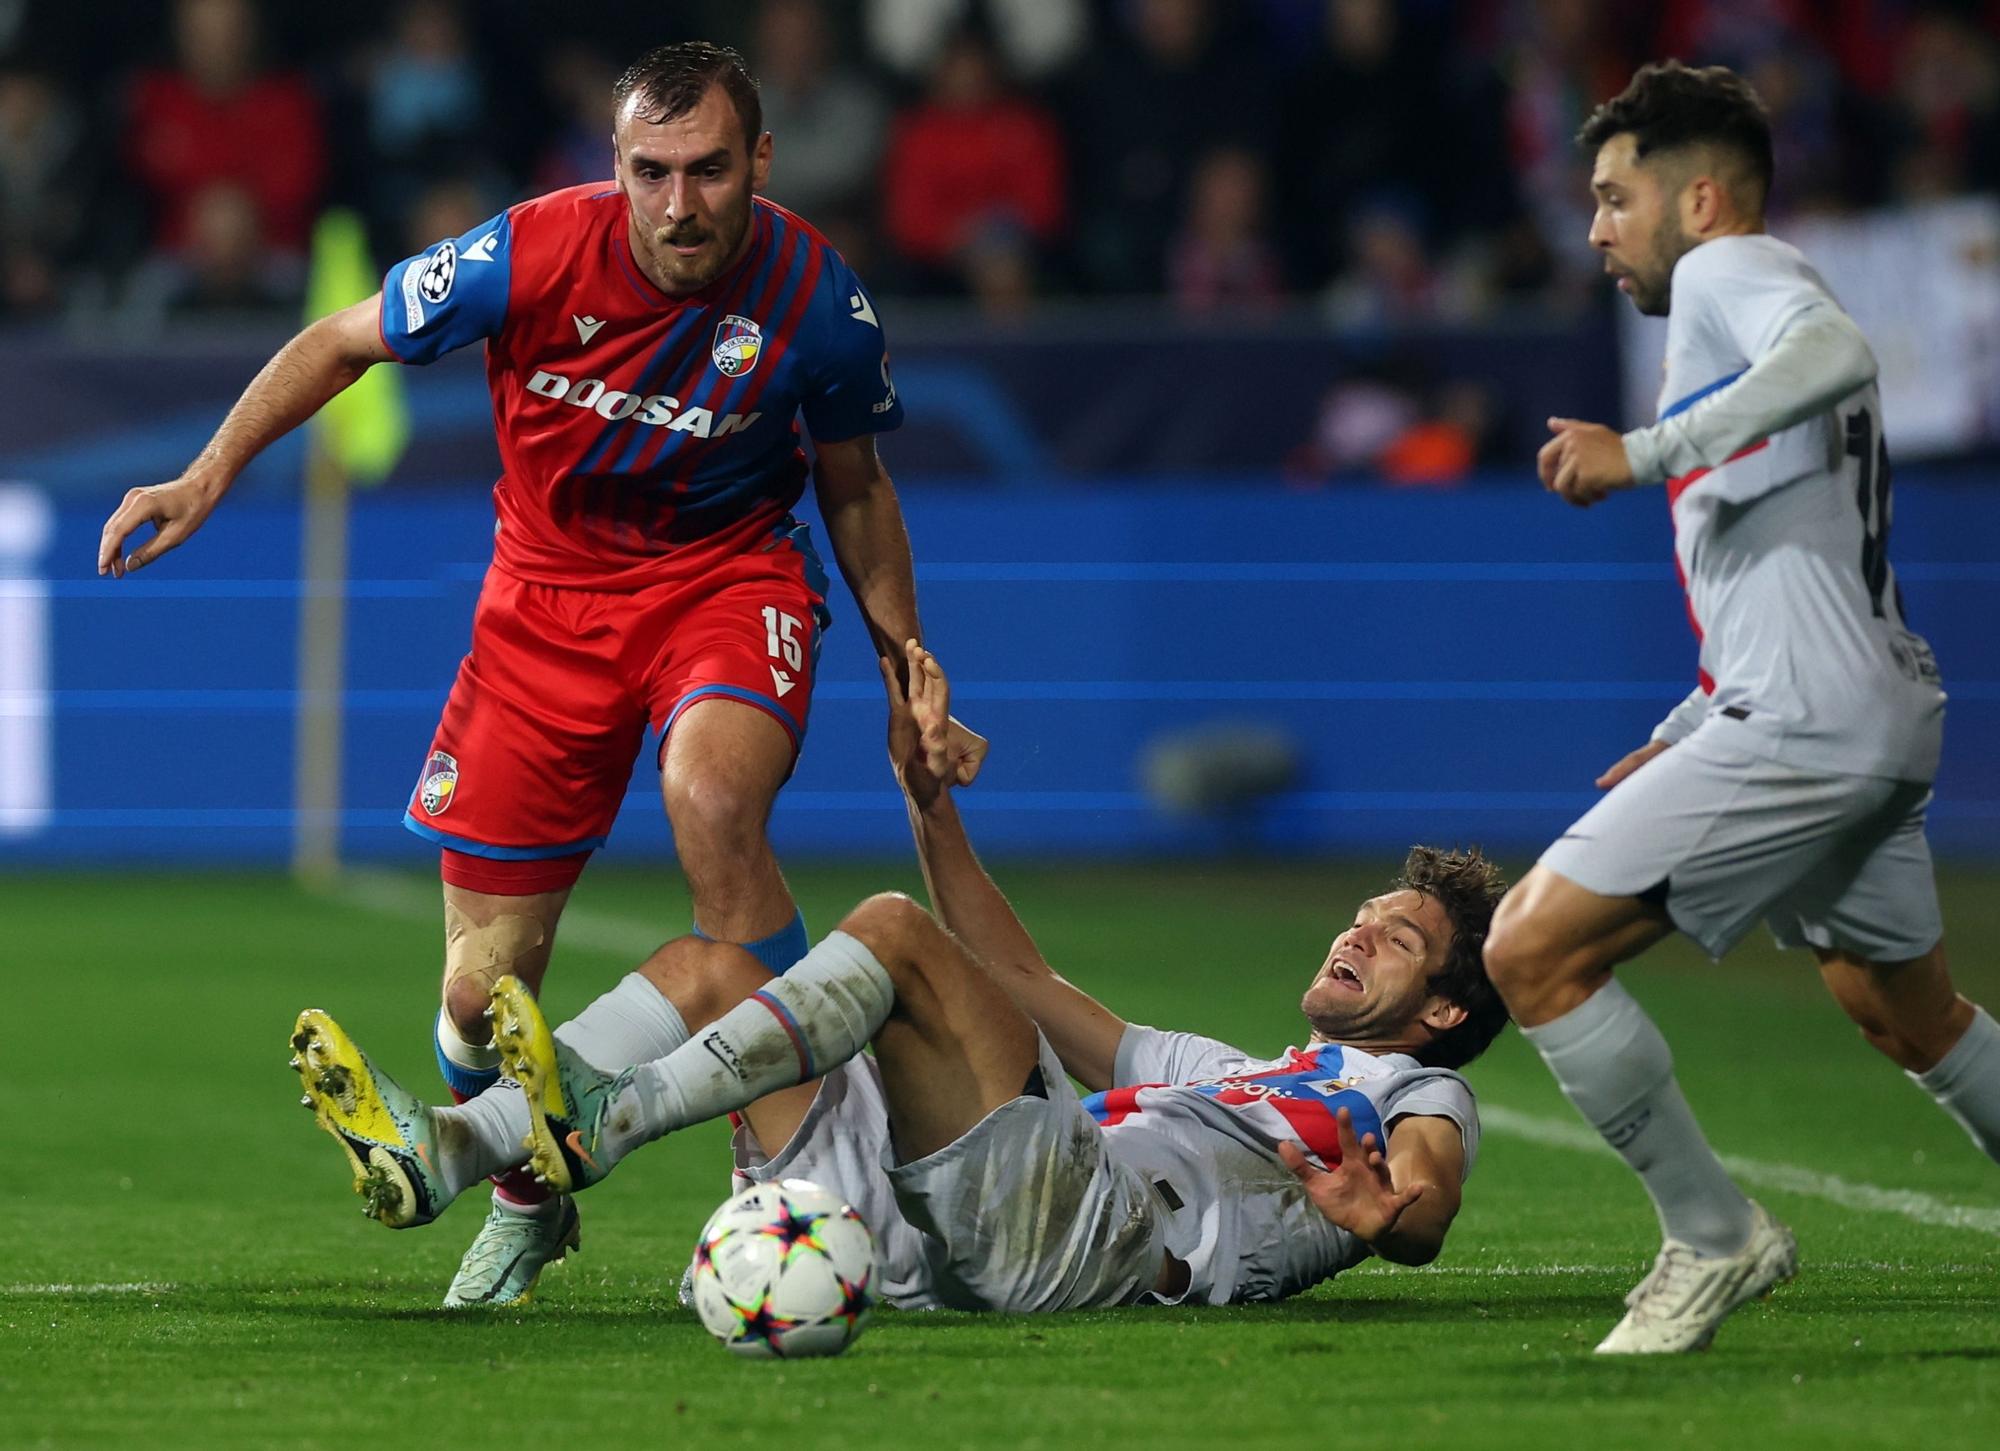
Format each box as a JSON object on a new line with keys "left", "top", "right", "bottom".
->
{"left": 689, "top": 1179, "right": 877, "bottom": 1358}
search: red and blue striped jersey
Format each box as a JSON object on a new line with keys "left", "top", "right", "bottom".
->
{"left": 1085, "top": 1027, "right": 1479, "bottom": 1303}
{"left": 379, "top": 185, "right": 903, "bottom": 590}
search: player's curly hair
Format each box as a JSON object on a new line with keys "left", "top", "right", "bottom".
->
{"left": 1578, "top": 60, "right": 1773, "bottom": 210}
{"left": 614, "top": 41, "right": 762, "bottom": 152}
{"left": 1395, "top": 845, "right": 1510, "bottom": 1070}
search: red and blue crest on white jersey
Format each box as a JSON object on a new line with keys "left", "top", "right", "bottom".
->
{"left": 379, "top": 186, "right": 903, "bottom": 590}
{"left": 1083, "top": 1043, "right": 1388, "bottom": 1168}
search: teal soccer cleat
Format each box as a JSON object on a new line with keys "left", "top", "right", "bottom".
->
{"left": 442, "top": 1195, "right": 582, "bottom": 1308}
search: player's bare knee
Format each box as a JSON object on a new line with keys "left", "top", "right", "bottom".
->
{"left": 665, "top": 773, "right": 769, "bottom": 871}
{"left": 1482, "top": 899, "right": 1553, "bottom": 1000}
{"left": 441, "top": 972, "right": 495, "bottom": 1041}
{"left": 837, "top": 892, "right": 942, "bottom": 989}
{"left": 636, "top": 935, "right": 769, "bottom": 1028}
{"left": 440, "top": 895, "right": 553, "bottom": 1037}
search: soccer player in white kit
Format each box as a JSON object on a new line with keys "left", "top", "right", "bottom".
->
{"left": 1483, "top": 61, "right": 2000, "bottom": 1355}
{"left": 290, "top": 643, "right": 1511, "bottom": 1313}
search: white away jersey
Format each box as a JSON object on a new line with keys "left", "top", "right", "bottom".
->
{"left": 1083, "top": 1026, "right": 1478, "bottom": 1305}
{"left": 1655, "top": 234, "right": 1944, "bottom": 779}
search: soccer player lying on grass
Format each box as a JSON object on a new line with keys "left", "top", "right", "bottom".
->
{"left": 292, "top": 643, "right": 1510, "bottom": 1310}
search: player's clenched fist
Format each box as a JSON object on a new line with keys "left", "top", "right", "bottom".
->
{"left": 1539, "top": 416, "right": 1636, "bottom": 507}
{"left": 98, "top": 476, "right": 222, "bottom": 578}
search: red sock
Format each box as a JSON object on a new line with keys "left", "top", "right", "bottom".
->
{"left": 447, "top": 1083, "right": 553, "bottom": 1206}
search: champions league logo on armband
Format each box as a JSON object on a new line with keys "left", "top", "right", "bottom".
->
{"left": 418, "top": 241, "right": 457, "bottom": 305}
{"left": 419, "top": 750, "right": 459, "bottom": 817}
{"left": 711, "top": 315, "right": 763, "bottom": 378}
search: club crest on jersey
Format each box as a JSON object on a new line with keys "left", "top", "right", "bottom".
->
{"left": 712, "top": 315, "right": 762, "bottom": 378}
{"left": 419, "top": 750, "right": 459, "bottom": 817}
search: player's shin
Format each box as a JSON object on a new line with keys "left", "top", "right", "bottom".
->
{"left": 613, "top": 930, "right": 893, "bottom": 1161}
{"left": 1521, "top": 979, "right": 1756, "bottom": 1257}
{"left": 1909, "top": 1004, "right": 2000, "bottom": 1163}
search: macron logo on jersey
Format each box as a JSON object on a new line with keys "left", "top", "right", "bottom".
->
{"left": 464, "top": 232, "right": 499, "bottom": 263}
{"left": 525, "top": 368, "right": 762, "bottom": 439}
{"left": 573, "top": 315, "right": 605, "bottom": 344}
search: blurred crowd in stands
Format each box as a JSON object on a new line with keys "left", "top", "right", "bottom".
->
{"left": 0, "top": 0, "right": 1995, "bottom": 333}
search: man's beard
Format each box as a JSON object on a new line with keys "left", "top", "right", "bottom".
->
{"left": 1630, "top": 218, "right": 1691, "bottom": 316}
{"left": 644, "top": 203, "right": 750, "bottom": 293}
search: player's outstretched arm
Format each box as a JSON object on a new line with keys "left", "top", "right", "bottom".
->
{"left": 815, "top": 435, "right": 987, "bottom": 785}
{"left": 97, "top": 295, "right": 395, "bottom": 577}
{"left": 884, "top": 640, "right": 1128, "bottom": 1091}
{"left": 1278, "top": 1109, "right": 1464, "bottom": 1266}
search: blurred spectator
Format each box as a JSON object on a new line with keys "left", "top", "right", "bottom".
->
{"left": 865, "top": 0, "right": 1088, "bottom": 83}
{"left": 1067, "top": 0, "right": 1277, "bottom": 293}
{"left": 881, "top": 28, "right": 1065, "bottom": 294}
{"left": 405, "top": 175, "right": 496, "bottom": 256}
{"left": 0, "top": 68, "right": 83, "bottom": 316}
{"left": 1497, "top": 0, "right": 1643, "bottom": 294}
{"left": 1882, "top": 8, "right": 2000, "bottom": 201}
{"left": 1280, "top": 0, "right": 1442, "bottom": 290}
{"left": 126, "top": 0, "right": 325, "bottom": 257}
{"left": 354, "top": 0, "right": 499, "bottom": 252}
{"left": 755, "top": 0, "right": 889, "bottom": 223}
{"left": 1286, "top": 367, "right": 1496, "bottom": 486}
{"left": 1321, "top": 202, "right": 1455, "bottom": 325}
{"left": 533, "top": 42, "right": 619, "bottom": 190}
{"left": 126, "top": 180, "right": 302, "bottom": 324}
{"left": 1168, "top": 147, "right": 1284, "bottom": 312}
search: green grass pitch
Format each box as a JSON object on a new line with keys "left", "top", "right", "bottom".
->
{"left": 3, "top": 860, "right": 1997, "bottom": 1448}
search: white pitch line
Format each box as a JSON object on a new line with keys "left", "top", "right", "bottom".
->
{"left": 1483, "top": 1104, "right": 2000, "bottom": 1237}
{"left": 2, "top": 1282, "right": 175, "bottom": 1295}
{"left": 331, "top": 868, "right": 670, "bottom": 961}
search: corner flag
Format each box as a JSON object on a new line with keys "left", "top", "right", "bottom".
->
{"left": 304, "top": 209, "right": 408, "bottom": 483}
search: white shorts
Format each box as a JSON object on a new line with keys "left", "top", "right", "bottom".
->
{"left": 1539, "top": 724, "right": 1943, "bottom": 962}
{"left": 731, "top": 1035, "right": 1169, "bottom": 1313}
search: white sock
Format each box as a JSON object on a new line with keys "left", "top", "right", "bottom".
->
{"left": 1522, "top": 979, "right": 1755, "bottom": 1257}
{"left": 431, "top": 975, "right": 692, "bottom": 1197}
{"left": 1910, "top": 1005, "right": 2000, "bottom": 1163}
{"left": 602, "top": 930, "right": 894, "bottom": 1166}
{"left": 553, "top": 971, "right": 691, "bottom": 1070}
{"left": 434, "top": 1083, "right": 531, "bottom": 1197}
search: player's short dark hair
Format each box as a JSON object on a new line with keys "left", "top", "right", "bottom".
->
{"left": 1396, "top": 845, "right": 1510, "bottom": 1070}
{"left": 1577, "top": 60, "right": 1773, "bottom": 209}
{"left": 614, "top": 41, "right": 763, "bottom": 153}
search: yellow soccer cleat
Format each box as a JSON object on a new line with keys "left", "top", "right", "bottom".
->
{"left": 486, "top": 976, "right": 630, "bottom": 1194}
{"left": 290, "top": 1009, "right": 453, "bottom": 1228}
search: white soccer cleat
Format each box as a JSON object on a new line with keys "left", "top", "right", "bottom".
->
{"left": 1595, "top": 1202, "right": 1798, "bottom": 1355}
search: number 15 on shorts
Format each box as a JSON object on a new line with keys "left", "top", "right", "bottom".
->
{"left": 763, "top": 606, "right": 805, "bottom": 700}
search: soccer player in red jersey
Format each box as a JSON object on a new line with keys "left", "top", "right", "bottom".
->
{"left": 98, "top": 42, "right": 984, "bottom": 1305}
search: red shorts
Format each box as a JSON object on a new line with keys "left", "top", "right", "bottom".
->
{"left": 403, "top": 522, "right": 827, "bottom": 858}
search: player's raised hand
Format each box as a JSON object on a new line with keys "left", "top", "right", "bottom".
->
{"left": 97, "top": 476, "right": 222, "bottom": 577}
{"left": 943, "top": 715, "right": 988, "bottom": 786}
{"left": 880, "top": 640, "right": 955, "bottom": 807}
{"left": 1277, "top": 1108, "right": 1425, "bottom": 1247}
{"left": 1596, "top": 738, "right": 1671, "bottom": 790}
{"left": 1542, "top": 417, "right": 1635, "bottom": 508}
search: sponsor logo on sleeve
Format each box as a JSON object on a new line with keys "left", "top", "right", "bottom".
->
{"left": 419, "top": 750, "right": 459, "bottom": 816}
{"left": 463, "top": 232, "right": 499, "bottom": 263}
{"left": 711, "top": 314, "right": 763, "bottom": 377}
{"left": 872, "top": 356, "right": 897, "bottom": 414}
{"left": 848, "top": 290, "right": 878, "bottom": 327}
